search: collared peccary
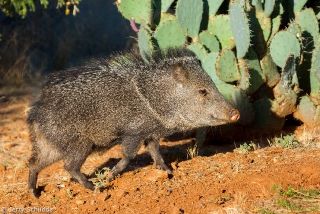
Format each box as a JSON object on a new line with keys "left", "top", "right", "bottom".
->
{"left": 27, "top": 48, "right": 240, "bottom": 198}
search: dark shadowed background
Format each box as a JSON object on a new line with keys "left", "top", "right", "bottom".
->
{"left": 0, "top": 0, "right": 135, "bottom": 88}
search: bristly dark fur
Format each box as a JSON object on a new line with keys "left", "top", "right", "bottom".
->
{"left": 41, "top": 47, "right": 197, "bottom": 88}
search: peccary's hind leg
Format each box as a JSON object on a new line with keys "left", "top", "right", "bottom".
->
{"left": 145, "top": 139, "right": 172, "bottom": 174}
{"left": 28, "top": 150, "right": 62, "bottom": 198}
{"left": 108, "top": 137, "right": 142, "bottom": 181}
{"left": 64, "top": 144, "right": 94, "bottom": 191}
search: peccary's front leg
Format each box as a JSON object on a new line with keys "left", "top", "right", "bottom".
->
{"left": 108, "top": 137, "right": 143, "bottom": 181}
{"left": 145, "top": 139, "right": 172, "bottom": 174}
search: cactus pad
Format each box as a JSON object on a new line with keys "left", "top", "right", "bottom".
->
{"left": 229, "top": 1, "right": 251, "bottom": 59}
{"left": 287, "top": 22, "right": 302, "bottom": 38}
{"left": 294, "top": 96, "right": 320, "bottom": 128}
{"left": 154, "top": 19, "right": 186, "bottom": 49}
{"left": 199, "top": 31, "right": 220, "bottom": 52}
{"left": 264, "top": 0, "right": 275, "bottom": 18}
{"left": 216, "top": 49, "right": 239, "bottom": 82}
{"left": 296, "top": 8, "right": 319, "bottom": 52}
{"left": 239, "top": 48, "right": 266, "bottom": 94}
{"left": 187, "top": 43, "right": 208, "bottom": 62}
{"left": 271, "top": 90, "right": 297, "bottom": 117}
{"left": 260, "top": 53, "right": 280, "bottom": 87}
{"left": 288, "top": 0, "right": 308, "bottom": 13}
{"left": 116, "top": 0, "right": 153, "bottom": 24}
{"left": 310, "top": 41, "right": 320, "bottom": 100}
{"left": 202, "top": 52, "right": 223, "bottom": 85}
{"left": 273, "top": 54, "right": 299, "bottom": 98}
{"left": 203, "top": 0, "right": 224, "bottom": 16}
{"left": 176, "top": 0, "right": 203, "bottom": 38}
{"left": 208, "top": 15, "right": 235, "bottom": 49}
{"left": 138, "top": 26, "right": 154, "bottom": 62}
{"left": 270, "top": 31, "right": 301, "bottom": 68}
{"left": 154, "top": 0, "right": 174, "bottom": 12}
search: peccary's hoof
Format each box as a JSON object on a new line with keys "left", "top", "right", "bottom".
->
{"left": 166, "top": 169, "right": 173, "bottom": 174}
{"left": 29, "top": 188, "right": 40, "bottom": 199}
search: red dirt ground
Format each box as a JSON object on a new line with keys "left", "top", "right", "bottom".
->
{"left": 1, "top": 93, "right": 320, "bottom": 213}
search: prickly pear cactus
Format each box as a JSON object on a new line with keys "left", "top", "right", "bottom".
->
{"left": 116, "top": 0, "right": 320, "bottom": 134}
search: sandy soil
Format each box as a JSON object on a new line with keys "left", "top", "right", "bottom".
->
{"left": 1, "top": 93, "right": 320, "bottom": 213}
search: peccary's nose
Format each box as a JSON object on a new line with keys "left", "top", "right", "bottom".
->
{"left": 230, "top": 109, "right": 240, "bottom": 122}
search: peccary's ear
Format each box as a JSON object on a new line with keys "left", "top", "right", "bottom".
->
{"left": 171, "top": 63, "right": 188, "bottom": 84}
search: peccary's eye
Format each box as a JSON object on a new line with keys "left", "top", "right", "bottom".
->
{"left": 199, "top": 89, "right": 208, "bottom": 96}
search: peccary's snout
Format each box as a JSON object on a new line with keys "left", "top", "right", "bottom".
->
{"left": 230, "top": 109, "right": 240, "bottom": 122}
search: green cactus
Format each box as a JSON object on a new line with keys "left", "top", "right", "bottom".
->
{"left": 238, "top": 48, "right": 266, "bottom": 94}
{"left": 296, "top": 8, "right": 319, "bottom": 52}
{"left": 264, "top": 0, "right": 275, "bottom": 18}
{"left": 288, "top": 0, "right": 308, "bottom": 14}
{"left": 199, "top": 31, "right": 220, "bottom": 52}
{"left": 202, "top": 52, "right": 224, "bottom": 85}
{"left": 216, "top": 49, "right": 239, "bottom": 83}
{"left": 273, "top": 54, "right": 299, "bottom": 97}
{"left": 268, "top": 4, "right": 282, "bottom": 44}
{"left": 138, "top": 26, "right": 154, "bottom": 62}
{"left": 154, "top": 0, "right": 174, "bottom": 12}
{"left": 208, "top": 15, "right": 235, "bottom": 49}
{"left": 158, "top": 13, "right": 176, "bottom": 23}
{"left": 270, "top": 31, "right": 301, "bottom": 68}
{"left": 260, "top": 53, "right": 280, "bottom": 87}
{"left": 271, "top": 90, "right": 297, "bottom": 117}
{"left": 116, "top": 0, "right": 153, "bottom": 24}
{"left": 287, "top": 22, "right": 302, "bottom": 38}
{"left": 229, "top": 1, "right": 251, "bottom": 59}
{"left": 187, "top": 42, "right": 208, "bottom": 62}
{"left": 203, "top": 0, "right": 224, "bottom": 17}
{"left": 176, "top": 0, "right": 203, "bottom": 38}
{"left": 310, "top": 41, "right": 320, "bottom": 102}
{"left": 119, "top": 0, "right": 320, "bottom": 131}
{"left": 154, "top": 19, "right": 186, "bottom": 49}
{"left": 294, "top": 96, "right": 320, "bottom": 128}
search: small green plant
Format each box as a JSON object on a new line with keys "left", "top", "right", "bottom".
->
{"left": 238, "top": 142, "right": 257, "bottom": 154}
{"left": 264, "top": 185, "right": 320, "bottom": 212}
{"left": 89, "top": 167, "right": 110, "bottom": 190}
{"left": 258, "top": 208, "right": 276, "bottom": 214}
{"left": 186, "top": 143, "right": 198, "bottom": 159}
{"left": 269, "top": 134, "right": 299, "bottom": 149}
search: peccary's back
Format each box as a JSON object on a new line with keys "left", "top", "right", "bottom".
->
{"left": 28, "top": 65, "right": 157, "bottom": 147}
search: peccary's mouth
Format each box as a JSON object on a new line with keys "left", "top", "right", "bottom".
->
{"left": 209, "top": 109, "right": 240, "bottom": 124}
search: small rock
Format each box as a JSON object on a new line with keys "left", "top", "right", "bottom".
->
{"left": 144, "top": 169, "right": 168, "bottom": 182}
{"left": 75, "top": 199, "right": 85, "bottom": 205}
{"left": 0, "top": 163, "right": 6, "bottom": 172}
